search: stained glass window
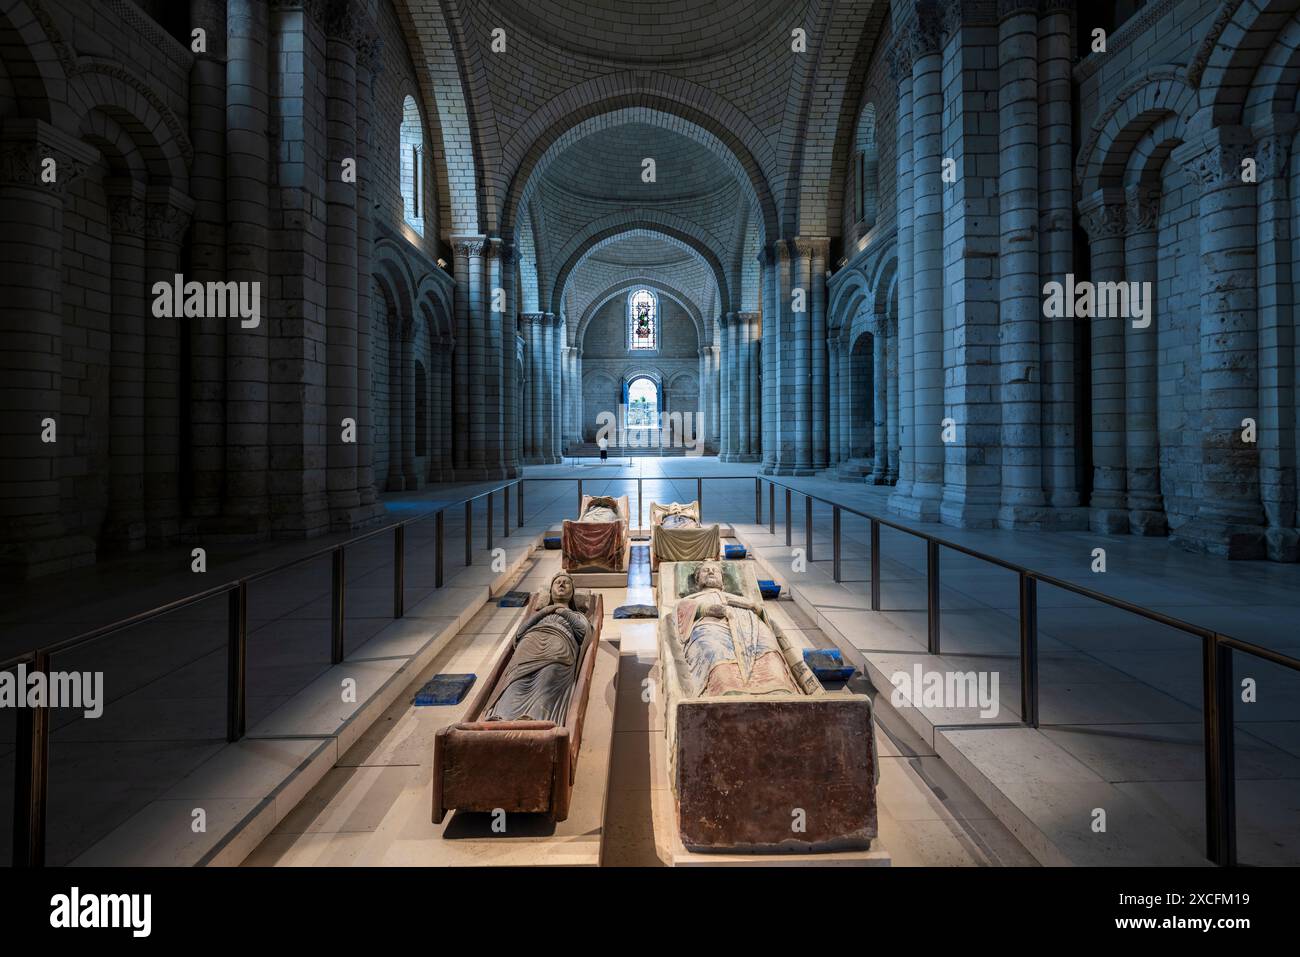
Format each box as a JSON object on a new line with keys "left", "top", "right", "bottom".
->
{"left": 628, "top": 288, "right": 657, "bottom": 350}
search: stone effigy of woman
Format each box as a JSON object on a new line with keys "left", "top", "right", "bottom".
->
{"left": 672, "top": 561, "right": 798, "bottom": 698}
{"left": 483, "top": 572, "right": 591, "bottom": 724}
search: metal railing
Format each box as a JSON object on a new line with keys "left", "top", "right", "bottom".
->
{"left": 756, "top": 474, "right": 1300, "bottom": 868}
{"left": 4, "top": 468, "right": 1291, "bottom": 868}
{"left": 2, "top": 476, "right": 529, "bottom": 867}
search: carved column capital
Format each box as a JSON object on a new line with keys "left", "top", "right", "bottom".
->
{"left": 450, "top": 235, "right": 487, "bottom": 258}
{"left": 1172, "top": 126, "right": 1255, "bottom": 192}
{"left": 355, "top": 29, "right": 384, "bottom": 76}
{"left": 324, "top": 0, "right": 363, "bottom": 44}
{"left": 909, "top": 1, "right": 944, "bottom": 59}
{"left": 0, "top": 119, "right": 98, "bottom": 195}
{"left": 107, "top": 193, "right": 146, "bottom": 237}
{"left": 1124, "top": 185, "right": 1160, "bottom": 234}
{"left": 1077, "top": 189, "right": 1128, "bottom": 242}
{"left": 145, "top": 187, "right": 195, "bottom": 247}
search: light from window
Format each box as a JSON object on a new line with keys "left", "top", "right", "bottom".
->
{"left": 627, "top": 377, "right": 658, "bottom": 428}
{"left": 400, "top": 95, "right": 424, "bottom": 237}
{"left": 628, "top": 288, "right": 656, "bottom": 350}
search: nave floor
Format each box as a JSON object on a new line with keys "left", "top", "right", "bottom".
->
{"left": 243, "top": 545, "right": 1034, "bottom": 867}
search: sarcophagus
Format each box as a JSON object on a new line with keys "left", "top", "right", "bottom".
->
{"left": 648, "top": 500, "right": 721, "bottom": 571}
{"left": 562, "top": 494, "right": 630, "bottom": 573}
{"left": 431, "top": 590, "right": 604, "bottom": 825}
{"left": 657, "top": 560, "right": 878, "bottom": 852}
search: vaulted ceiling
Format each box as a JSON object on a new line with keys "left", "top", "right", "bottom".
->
{"left": 396, "top": 0, "right": 888, "bottom": 338}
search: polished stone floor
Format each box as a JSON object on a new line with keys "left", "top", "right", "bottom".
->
{"left": 4, "top": 456, "right": 1298, "bottom": 866}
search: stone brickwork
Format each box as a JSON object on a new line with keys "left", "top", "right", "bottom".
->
{"left": 3, "top": 0, "right": 1298, "bottom": 577}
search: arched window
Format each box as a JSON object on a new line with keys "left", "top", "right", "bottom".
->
{"left": 400, "top": 95, "right": 425, "bottom": 237}
{"left": 626, "top": 376, "right": 658, "bottom": 429}
{"left": 628, "top": 288, "right": 657, "bottom": 350}
{"left": 854, "top": 103, "right": 878, "bottom": 229}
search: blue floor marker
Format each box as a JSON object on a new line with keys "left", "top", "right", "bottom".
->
{"left": 413, "top": 674, "right": 476, "bottom": 706}
{"left": 802, "top": 648, "right": 855, "bottom": 682}
{"left": 757, "top": 579, "right": 781, "bottom": 600}
{"left": 724, "top": 544, "right": 747, "bottom": 559}
{"left": 614, "top": 604, "right": 658, "bottom": 619}
{"left": 497, "top": 591, "right": 530, "bottom": 607}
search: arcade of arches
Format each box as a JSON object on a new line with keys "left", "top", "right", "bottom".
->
{"left": 5, "top": 0, "right": 1300, "bottom": 582}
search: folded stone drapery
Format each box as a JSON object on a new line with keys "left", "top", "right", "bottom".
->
{"left": 651, "top": 524, "right": 721, "bottom": 563}
{"left": 562, "top": 518, "right": 624, "bottom": 570}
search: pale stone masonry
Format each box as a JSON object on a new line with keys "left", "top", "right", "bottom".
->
{"left": 2, "top": 0, "right": 1299, "bottom": 576}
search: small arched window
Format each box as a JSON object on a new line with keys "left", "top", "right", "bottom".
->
{"left": 628, "top": 288, "right": 657, "bottom": 351}
{"left": 854, "top": 103, "right": 878, "bottom": 229}
{"left": 400, "top": 95, "right": 425, "bottom": 237}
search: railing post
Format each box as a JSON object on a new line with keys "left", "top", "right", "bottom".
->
{"left": 755, "top": 477, "right": 761, "bottom": 524}
{"left": 577, "top": 478, "right": 583, "bottom": 515}
{"left": 697, "top": 477, "right": 703, "bottom": 516}
{"left": 870, "top": 519, "right": 881, "bottom": 611}
{"left": 1018, "top": 573, "right": 1038, "bottom": 729}
{"left": 805, "top": 495, "right": 813, "bottom": 562}
{"left": 12, "top": 650, "right": 48, "bottom": 867}
{"left": 487, "top": 493, "right": 494, "bottom": 553}
{"left": 436, "top": 509, "right": 445, "bottom": 588}
{"left": 332, "top": 547, "right": 346, "bottom": 664}
{"left": 926, "top": 539, "right": 941, "bottom": 654}
{"left": 227, "top": 583, "right": 247, "bottom": 743}
{"left": 393, "top": 525, "right": 405, "bottom": 619}
{"left": 769, "top": 482, "right": 775, "bottom": 535}
{"left": 1203, "top": 635, "right": 1237, "bottom": 866}
{"left": 465, "top": 500, "right": 473, "bottom": 566}
{"left": 785, "top": 488, "right": 792, "bottom": 547}
{"left": 503, "top": 487, "right": 509, "bottom": 538}
{"left": 638, "top": 477, "right": 643, "bottom": 531}
{"left": 517, "top": 480, "right": 524, "bottom": 527}
{"left": 833, "top": 506, "right": 841, "bottom": 582}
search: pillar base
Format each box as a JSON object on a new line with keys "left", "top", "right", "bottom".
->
{"left": 101, "top": 519, "right": 148, "bottom": 554}
{"left": 996, "top": 503, "right": 1056, "bottom": 531}
{"left": 0, "top": 534, "right": 97, "bottom": 583}
{"left": 889, "top": 491, "right": 941, "bottom": 523}
{"left": 941, "top": 498, "right": 999, "bottom": 529}
{"left": 1265, "top": 526, "right": 1300, "bottom": 563}
{"left": 1171, "top": 518, "right": 1266, "bottom": 560}
{"left": 1127, "top": 508, "right": 1168, "bottom": 537}
{"left": 330, "top": 502, "right": 387, "bottom": 532}
{"left": 732, "top": 453, "right": 761, "bottom": 463}
{"left": 184, "top": 513, "right": 272, "bottom": 544}
{"left": 1090, "top": 507, "right": 1130, "bottom": 535}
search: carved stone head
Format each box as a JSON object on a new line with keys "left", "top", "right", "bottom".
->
{"left": 695, "top": 561, "right": 724, "bottom": 591}
{"left": 549, "top": 572, "right": 575, "bottom": 606}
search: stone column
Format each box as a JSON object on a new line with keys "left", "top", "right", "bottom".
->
{"left": 997, "top": 0, "right": 1047, "bottom": 527}
{"left": 143, "top": 188, "right": 194, "bottom": 543}
{"left": 1254, "top": 118, "right": 1298, "bottom": 560}
{"left": 838, "top": 339, "right": 852, "bottom": 466}
{"left": 1039, "top": 0, "right": 1081, "bottom": 518}
{"left": 501, "top": 242, "right": 519, "bottom": 475}
{"left": 401, "top": 331, "right": 417, "bottom": 488}
{"left": 450, "top": 237, "right": 475, "bottom": 472}
{"left": 759, "top": 250, "right": 779, "bottom": 471}
{"left": 482, "top": 239, "right": 503, "bottom": 477}
{"left": 1078, "top": 188, "right": 1129, "bottom": 533}
{"left": 886, "top": 318, "right": 899, "bottom": 482}
{"left": 521, "top": 313, "right": 540, "bottom": 461}
{"left": 325, "top": 1, "right": 361, "bottom": 524}
{"left": 791, "top": 241, "right": 814, "bottom": 473}
{"left": 1123, "top": 185, "right": 1167, "bottom": 535}
{"left": 828, "top": 336, "right": 840, "bottom": 468}
{"left": 810, "top": 242, "right": 829, "bottom": 470}
{"left": 888, "top": 41, "right": 916, "bottom": 508}
{"left": 0, "top": 121, "right": 97, "bottom": 580}
{"left": 385, "top": 309, "right": 403, "bottom": 490}
{"left": 188, "top": 0, "right": 228, "bottom": 523}
{"left": 904, "top": 8, "right": 944, "bottom": 518}
{"left": 746, "top": 312, "right": 762, "bottom": 460}
{"left": 224, "top": 0, "right": 271, "bottom": 534}
{"left": 462, "top": 235, "right": 487, "bottom": 477}
{"left": 355, "top": 23, "right": 381, "bottom": 508}
{"left": 547, "top": 314, "right": 561, "bottom": 462}
{"left": 103, "top": 188, "right": 148, "bottom": 551}
{"left": 1170, "top": 126, "right": 1266, "bottom": 558}
{"left": 719, "top": 312, "right": 734, "bottom": 460}
{"left": 870, "top": 330, "right": 888, "bottom": 483}
{"left": 738, "top": 311, "right": 754, "bottom": 460}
